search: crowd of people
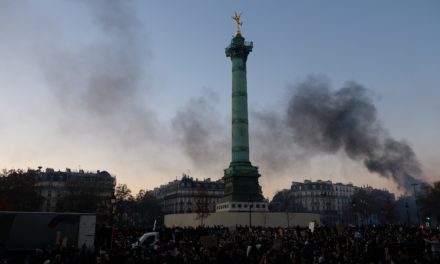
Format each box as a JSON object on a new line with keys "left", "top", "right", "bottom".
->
{"left": 1, "top": 224, "right": 439, "bottom": 263}
{"left": 108, "top": 225, "right": 439, "bottom": 264}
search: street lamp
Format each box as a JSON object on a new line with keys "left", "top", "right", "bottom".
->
{"left": 405, "top": 202, "right": 410, "bottom": 225}
{"left": 248, "top": 197, "right": 252, "bottom": 227}
{"left": 284, "top": 192, "right": 290, "bottom": 228}
{"left": 411, "top": 183, "right": 420, "bottom": 225}
{"left": 352, "top": 200, "right": 357, "bottom": 226}
{"left": 110, "top": 194, "right": 116, "bottom": 249}
{"left": 359, "top": 199, "right": 367, "bottom": 226}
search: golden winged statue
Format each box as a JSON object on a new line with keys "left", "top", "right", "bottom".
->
{"left": 232, "top": 12, "right": 243, "bottom": 34}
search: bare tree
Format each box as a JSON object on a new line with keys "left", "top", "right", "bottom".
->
{"left": 418, "top": 181, "right": 440, "bottom": 223}
{"left": 0, "top": 169, "right": 43, "bottom": 211}
{"left": 194, "top": 186, "right": 210, "bottom": 226}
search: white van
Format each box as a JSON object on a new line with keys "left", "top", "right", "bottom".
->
{"left": 130, "top": 232, "right": 159, "bottom": 249}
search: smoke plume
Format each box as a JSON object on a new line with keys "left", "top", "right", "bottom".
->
{"left": 171, "top": 75, "right": 425, "bottom": 192}
{"left": 172, "top": 89, "right": 228, "bottom": 172}
{"left": 284, "top": 75, "right": 424, "bottom": 191}
{"left": 42, "top": 0, "right": 158, "bottom": 147}
{"left": 251, "top": 110, "right": 309, "bottom": 175}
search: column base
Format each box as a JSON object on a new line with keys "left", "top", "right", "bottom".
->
{"left": 221, "top": 161, "right": 265, "bottom": 203}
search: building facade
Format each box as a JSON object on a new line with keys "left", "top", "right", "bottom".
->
{"left": 34, "top": 168, "right": 116, "bottom": 213}
{"left": 152, "top": 175, "right": 224, "bottom": 214}
{"left": 270, "top": 180, "right": 355, "bottom": 225}
{"left": 290, "top": 180, "right": 355, "bottom": 225}
{"left": 270, "top": 180, "right": 395, "bottom": 225}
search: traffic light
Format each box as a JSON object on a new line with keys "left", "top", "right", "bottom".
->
{"left": 424, "top": 213, "right": 432, "bottom": 222}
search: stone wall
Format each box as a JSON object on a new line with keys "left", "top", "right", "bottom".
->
{"left": 164, "top": 212, "right": 320, "bottom": 228}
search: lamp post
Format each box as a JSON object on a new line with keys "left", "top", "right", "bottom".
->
{"left": 352, "top": 200, "right": 357, "bottom": 226}
{"left": 359, "top": 199, "right": 367, "bottom": 226}
{"left": 411, "top": 183, "right": 420, "bottom": 225}
{"left": 284, "top": 192, "right": 290, "bottom": 228}
{"left": 405, "top": 202, "right": 410, "bottom": 225}
{"left": 110, "top": 194, "right": 116, "bottom": 249}
{"left": 248, "top": 198, "right": 252, "bottom": 227}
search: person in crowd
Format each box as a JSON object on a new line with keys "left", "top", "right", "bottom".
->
{"left": 1, "top": 224, "right": 439, "bottom": 263}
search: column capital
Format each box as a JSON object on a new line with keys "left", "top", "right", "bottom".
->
{"left": 226, "top": 35, "right": 253, "bottom": 58}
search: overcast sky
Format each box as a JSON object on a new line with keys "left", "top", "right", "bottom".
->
{"left": 1, "top": 0, "right": 439, "bottom": 198}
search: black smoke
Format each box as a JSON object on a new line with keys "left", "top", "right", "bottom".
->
{"left": 171, "top": 75, "right": 425, "bottom": 192}
{"left": 251, "top": 110, "right": 309, "bottom": 175}
{"left": 284, "top": 75, "right": 424, "bottom": 191}
{"left": 42, "top": 0, "right": 158, "bottom": 147}
{"left": 172, "top": 89, "right": 228, "bottom": 172}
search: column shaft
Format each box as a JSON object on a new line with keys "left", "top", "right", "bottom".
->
{"left": 231, "top": 57, "right": 250, "bottom": 162}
